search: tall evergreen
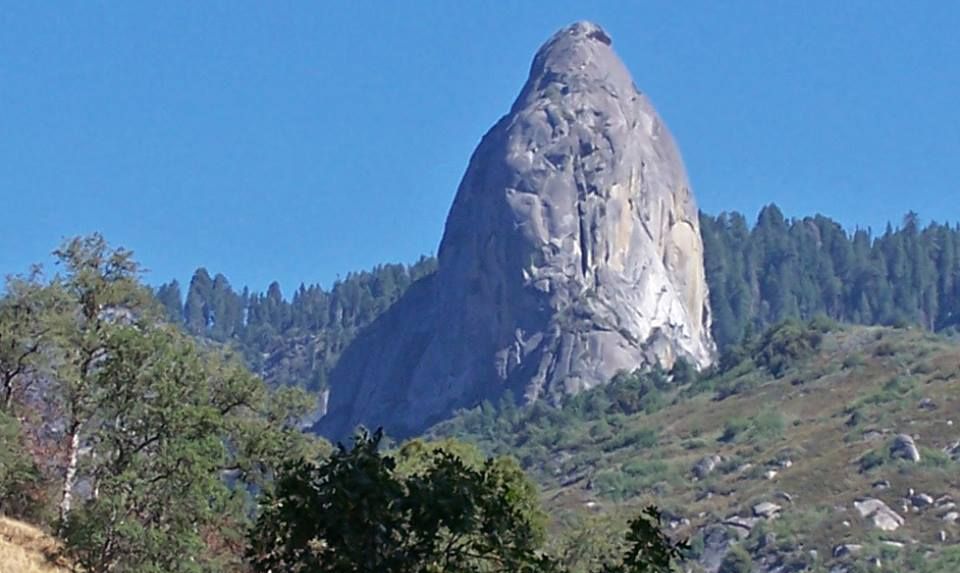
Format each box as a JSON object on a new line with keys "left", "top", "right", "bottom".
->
{"left": 701, "top": 206, "right": 960, "bottom": 351}
{"left": 154, "top": 279, "right": 183, "bottom": 324}
{"left": 183, "top": 268, "right": 213, "bottom": 335}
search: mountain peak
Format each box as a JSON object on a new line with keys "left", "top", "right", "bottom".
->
{"left": 320, "top": 23, "right": 715, "bottom": 439}
{"left": 514, "top": 22, "right": 635, "bottom": 114}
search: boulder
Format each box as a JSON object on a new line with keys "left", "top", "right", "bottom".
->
{"left": 890, "top": 434, "right": 921, "bottom": 463}
{"left": 832, "top": 544, "right": 863, "bottom": 558}
{"left": 944, "top": 440, "right": 960, "bottom": 461}
{"left": 752, "top": 502, "right": 782, "bottom": 519}
{"left": 722, "top": 516, "right": 758, "bottom": 539}
{"left": 872, "top": 479, "right": 891, "bottom": 490}
{"left": 854, "top": 498, "right": 905, "bottom": 531}
{"left": 692, "top": 454, "right": 722, "bottom": 480}
{"left": 911, "top": 493, "right": 934, "bottom": 509}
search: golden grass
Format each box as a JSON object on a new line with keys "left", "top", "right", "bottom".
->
{"left": 0, "top": 516, "right": 69, "bottom": 573}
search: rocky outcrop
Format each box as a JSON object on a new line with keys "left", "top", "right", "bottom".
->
{"left": 890, "top": 434, "right": 921, "bottom": 462}
{"left": 318, "top": 21, "right": 715, "bottom": 439}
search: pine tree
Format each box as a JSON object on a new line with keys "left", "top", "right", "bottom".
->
{"left": 154, "top": 279, "right": 183, "bottom": 324}
{"left": 184, "top": 268, "right": 214, "bottom": 335}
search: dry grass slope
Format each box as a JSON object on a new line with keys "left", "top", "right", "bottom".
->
{"left": 0, "top": 517, "right": 68, "bottom": 573}
{"left": 537, "top": 326, "right": 960, "bottom": 570}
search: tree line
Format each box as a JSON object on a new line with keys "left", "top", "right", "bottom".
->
{"left": 156, "top": 257, "right": 437, "bottom": 390}
{"left": 155, "top": 206, "right": 960, "bottom": 395}
{"left": 701, "top": 206, "right": 960, "bottom": 349}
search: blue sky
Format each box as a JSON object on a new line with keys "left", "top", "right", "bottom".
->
{"left": 2, "top": 2, "right": 959, "bottom": 295}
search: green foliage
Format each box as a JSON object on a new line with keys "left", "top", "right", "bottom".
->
{"left": 701, "top": 208, "right": 960, "bottom": 351}
{"left": 858, "top": 450, "right": 886, "bottom": 473}
{"left": 0, "top": 411, "right": 43, "bottom": 519}
{"left": 0, "top": 234, "right": 324, "bottom": 571}
{"left": 248, "top": 429, "right": 552, "bottom": 573}
{"left": 753, "top": 319, "right": 827, "bottom": 377}
{"left": 599, "top": 507, "right": 688, "bottom": 573}
{"left": 717, "top": 545, "right": 753, "bottom": 573}
{"left": 250, "top": 430, "right": 684, "bottom": 573}
{"left": 842, "top": 352, "right": 866, "bottom": 369}
{"left": 719, "top": 411, "right": 784, "bottom": 444}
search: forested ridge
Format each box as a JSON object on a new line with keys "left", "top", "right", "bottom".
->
{"left": 156, "top": 256, "right": 437, "bottom": 390}
{"left": 156, "top": 205, "right": 960, "bottom": 391}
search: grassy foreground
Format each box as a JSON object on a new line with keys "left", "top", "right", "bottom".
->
{"left": 0, "top": 517, "right": 68, "bottom": 573}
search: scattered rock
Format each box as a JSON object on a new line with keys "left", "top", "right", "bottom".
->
{"left": 944, "top": 440, "right": 960, "bottom": 461}
{"left": 723, "top": 515, "right": 759, "bottom": 539}
{"left": 890, "top": 434, "right": 921, "bottom": 463}
{"left": 833, "top": 544, "right": 863, "bottom": 558}
{"left": 872, "top": 479, "right": 891, "bottom": 490}
{"left": 764, "top": 469, "right": 779, "bottom": 480}
{"left": 862, "top": 429, "right": 885, "bottom": 441}
{"left": 911, "top": 494, "right": 934, "bottom": 509}
{"left": 854, "top": 498, "right": 906, "bottom": 531}
{"left": 775, "top": 491, "right": 794, "bottom": 504}
{"left": 692, "top": 455, "right": 722, "bottom": 480}
{"left": 918, "top": 398, "right": 937, "bottom": 410}
{"left": 881, "top": 540, "right": 904, "bottom": 549}
{"left": 753, "top": 502, "right": 782, "bottom": 519}
{"left": 942, "top": 512, "right": 959, "bottom": 523}
{"left": 940, "top": 530, "right": 948, "bottom": 542}
{"left": 777, "top": 458, "right": 793, "bottom": 469}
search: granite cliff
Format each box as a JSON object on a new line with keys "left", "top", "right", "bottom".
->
{"left": 319, "top": 21, "right": 715, "bottom": 439}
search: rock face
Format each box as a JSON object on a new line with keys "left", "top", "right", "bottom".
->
{"left": 318, "top": 21, "right": 715, "bottom": 439}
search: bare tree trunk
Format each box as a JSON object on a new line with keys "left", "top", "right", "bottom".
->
{"left": 58, "top": 423, "right": 82, "bottom": 533}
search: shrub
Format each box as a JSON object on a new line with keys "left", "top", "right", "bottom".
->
{"left": 720, "top": 417, "right": 750, "bottom": 443}
{"left": 754, "top": 319, "right": 826, "bottom": 377}
{"left": 842, "top": 353, "right": 866, "bottom": 369}
{"left": 0, "top": 412, "right": 45, "bottom": 519}
{"left": 750, "top": 410, "right": 786, "bottom": 442}
{"left": 859, "top": 450, "right": 886, "bottom": 473}
{"left": 718, "top": 544, "right": 753, "bottom": 573}
{"left": 874, "top": 341, "right": 897, "bottom": 357}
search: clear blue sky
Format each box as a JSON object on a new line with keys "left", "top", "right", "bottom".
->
{"left": 2, "top": 2, "right": 959, "bottom": 295}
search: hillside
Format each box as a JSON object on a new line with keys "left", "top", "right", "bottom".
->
{"left": 431, "top": 321, "right": 960, "bottom": 572}
{"left": 0, "top": 517, "right": 67, "bottom": 573}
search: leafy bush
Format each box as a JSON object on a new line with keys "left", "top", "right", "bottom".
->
{"left": 750, "top": 410, "right": 786, "bottom": 442}
{"left": 842, "top": 353, "right": 866, "bottom": 369}
{"left": 0, "top": 411, "right": 44, "bottom": 520}
{"left": 859, "top": 450, "right": 886, "bottom": 473}
{"left": 720, "top": 417, "right": 751, "bottom": 443}
{"left": 754, "top": 319, "right": 827, "bottom": 377}
{"left": 718, "top": 544, "right": 753, "bottom": 573}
